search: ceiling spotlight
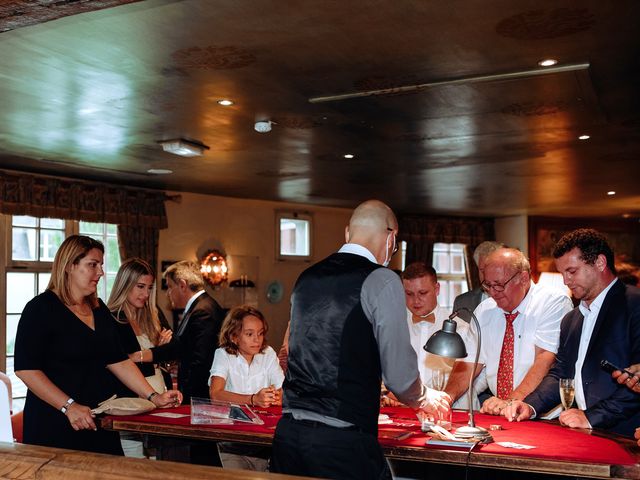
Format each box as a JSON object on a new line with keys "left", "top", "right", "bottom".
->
{"left": 538, "top": 59, "right": 558, "bottom": 67}
{"left": 254, "top": 120, "right": 272, "bottom": 133}
{"left": 607, "top": 191, "right": 616, "bottom": 196}
{"left": 158, "top": 138, "right": 209, "bottom": 157}
{"left": 217, "top": 99, "right": 234, "bottom": 106}
{"left": 344, "top": 154, "right": 354, "bottom": 159}
{"left": 147, "top": 168, "right": 173, "bottom": 175}
{"left": 578, "top": 134, "right": 590, "bottom": 140}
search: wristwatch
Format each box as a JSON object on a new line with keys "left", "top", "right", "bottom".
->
{"left": 61, "top": 398, "right": 75, "bottom": 414}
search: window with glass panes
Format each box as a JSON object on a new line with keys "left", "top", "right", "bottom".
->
{"left": 4, "top": 215, "right": 120, "bottom": 408}
{"left": 432, "top": 243, "right": 469, "bottom": 309}
{"left": 79, "top": 222, "right": 121, "bottom": 300}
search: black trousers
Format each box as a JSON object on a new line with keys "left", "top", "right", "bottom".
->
{"left": 270, "top": 415, "right": 391, "bottom": 480}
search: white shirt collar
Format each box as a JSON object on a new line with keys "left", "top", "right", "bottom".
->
{"left": 338, "top": 243, "right": 378, "bottom": 264}
{"left": 578, "top": 278, "right": 618, "bottom": 317}
{"left": 184, "top": 289, "right": 206, "bottom": 315}
{"left": 502, "top": 280, "right": 536, "bottom": 315}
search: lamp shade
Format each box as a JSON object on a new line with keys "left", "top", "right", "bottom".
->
{"left": 424, "top": 319, "right": 467, "bottom": 359}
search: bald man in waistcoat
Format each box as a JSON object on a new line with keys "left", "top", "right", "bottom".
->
{"left": 270, "top": 199, "right": 449, "bottom": 480}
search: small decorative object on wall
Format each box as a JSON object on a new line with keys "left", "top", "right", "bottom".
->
{"left": 266, "top": 280, "right": 284, "bottom": 304}
{"left": 200, "top": 250, "right": 229, "bottom": 287}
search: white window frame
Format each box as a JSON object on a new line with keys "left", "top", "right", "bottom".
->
{"left": 432, "top": 242, "right": 469, "bottom": 309}
{"left": 275, "top": 210, "right": 313, "bottom": 262}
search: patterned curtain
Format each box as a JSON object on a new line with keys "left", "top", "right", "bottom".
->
{"left": 0, "top": 169, "right": 168, "bottom": 266}
{"left": 398, "top": 214, "right": 495, "bottom": 277}
{"left": 117, "top": 226, "right": 160, "bottom": 269}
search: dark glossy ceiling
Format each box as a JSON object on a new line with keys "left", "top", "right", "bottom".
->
{"left": 1, "top": 0, "right": 639, "bottom": 217}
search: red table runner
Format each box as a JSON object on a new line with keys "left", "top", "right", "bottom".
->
{"left": 107, "top": 406, "right": 637, "bottom": 466}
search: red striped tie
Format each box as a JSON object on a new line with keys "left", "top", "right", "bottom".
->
{"left": 496, "top": 312, "right": 519, "bottom": 399}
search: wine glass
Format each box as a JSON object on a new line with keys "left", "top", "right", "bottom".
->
{"left": 431, "top": 369, "right": 447, "bottom": 391}
{"left": 559, "top": 378, "right": 575, "bottom": 410}
{"left": 430, "top": 369, "right": 452, "bottom": 430}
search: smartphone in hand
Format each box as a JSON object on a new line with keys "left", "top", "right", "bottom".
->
{"left": 600, "top": 359, "right": 634, "bottom": 377}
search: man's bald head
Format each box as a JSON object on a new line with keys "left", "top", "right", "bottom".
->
{"left": 348, "top": 200, "right": 397, "bottom": 235}
{"left": 345, "top": 200, "right": 398, "bottom": 265}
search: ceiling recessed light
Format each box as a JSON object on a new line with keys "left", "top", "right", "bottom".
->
{"left": 217, "top": 99, "right": 234, "bottom": 106}
{"left": 538, "top": 59, "right": 558, "bottom": 67}
{"left": 254, "top": 120, "right": 272, "bottom": 133}
{"left": 147, "top": 168, "right": 173, "bottom": 175}
{"left": 344, "top": 154, "right": 354, "bottom": 159}
{"left": 607, "top": 191, "right": 616, "bottom": 196}
{"left": 578, "top": 134, "right": 590, "bottom": 140}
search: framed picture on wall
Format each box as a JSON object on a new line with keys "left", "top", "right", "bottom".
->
{"left": 528, "top": 217, "right": 640, "bottom": 281}
{"left": 160, "top": 260, "right": 178, "bottom": 289}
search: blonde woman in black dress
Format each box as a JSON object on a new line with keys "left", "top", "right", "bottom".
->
{"left": 15, "top": 235, "right": 182, "bottom": 455}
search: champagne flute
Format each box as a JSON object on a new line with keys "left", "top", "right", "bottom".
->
{"left": 559, "top": 378, "right": 575, "bottom": 410}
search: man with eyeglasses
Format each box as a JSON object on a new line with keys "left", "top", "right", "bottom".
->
{"left": 448, "top": 247, "right": 573, "bottom": 416}
{"left": 271, "top": 199, "right": 449, "bottom": 480}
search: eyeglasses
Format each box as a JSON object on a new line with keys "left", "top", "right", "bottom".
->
{"left": 386, "top": 228, "right": 398, "bottom": 256}
{"left": 482, "top": 271, "right": 520, "bottom": 292}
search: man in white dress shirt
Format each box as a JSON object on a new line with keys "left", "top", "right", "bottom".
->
{"left": 396, "top": 262, "right": 475, "bottom": 409}
{"left": 448, "top": 248, "right": 573, "bottom": 415}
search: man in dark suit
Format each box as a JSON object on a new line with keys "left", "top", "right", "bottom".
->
{"left": 164, "top": 260, "right": 225, "bottom": 401}
{"left": 161, "top": 260, "right": 226, "bottom": 466}
{"left": 504, "top": 229, "right": 640, "bottom": 437}
{"left": 452, "top": 241, "right": 503, "bottom": 322}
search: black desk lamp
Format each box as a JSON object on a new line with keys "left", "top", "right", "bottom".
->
{"left": 424, "top": 307, "right": 491, "bottom": 440}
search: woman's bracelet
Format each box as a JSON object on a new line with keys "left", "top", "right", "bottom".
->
{"left": 147, "top": 391, "right": 159, "bottom": 402}
{"left": 139, "top": 350, "right": 144, "bottom": 363}
{"left": 60, "top": 398, "right": 75, "bottom": 415}
{"left": 250, "top": 394, "right": 255, "bottom": 406}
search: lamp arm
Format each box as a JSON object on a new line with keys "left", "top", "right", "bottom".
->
{"left": 450, "top": 307, "right": 481, "bottom": 428}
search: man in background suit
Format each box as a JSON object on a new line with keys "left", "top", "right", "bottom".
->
{"left": 452, "top": 241, "right": 503, "bottom": 322}
{"left": 504, "top": 229, "right": 640, "bottom": 437}
{"left": 164, "top": 261, "right": 225, "bottom": 401}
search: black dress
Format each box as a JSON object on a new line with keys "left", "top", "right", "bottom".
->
{"left": 14, "top": 290, "right": 127, "bottom": 455}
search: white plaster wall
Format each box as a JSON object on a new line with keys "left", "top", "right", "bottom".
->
{"left": 495, "top": 215, "right": 529, "bottom": 256}
{"left": 158, "top": 191, "right": 352, "bottom": 350}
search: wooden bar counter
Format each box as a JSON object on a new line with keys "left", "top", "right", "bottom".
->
{"left": 0, "top": 441, "right": 309, "bottom": 480}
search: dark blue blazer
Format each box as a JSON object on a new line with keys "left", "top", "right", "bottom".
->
{"left": 526, "top": 280, "right": 640, "bottom": 437}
